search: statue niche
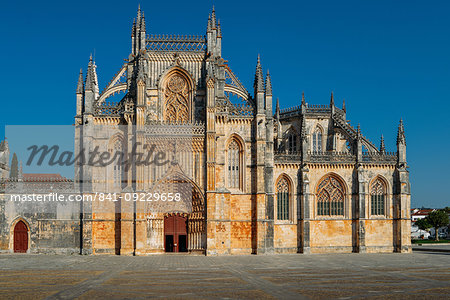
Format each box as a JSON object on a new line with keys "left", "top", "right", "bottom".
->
{"left": 164, "top": 73, "right": 191, "bottom": 123}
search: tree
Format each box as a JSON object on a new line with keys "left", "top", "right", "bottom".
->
{"left": 415, "top": 218, "right": 431, "bottom": 231}
{"left": 9, "top": 153, "right": 18, "bottom": 179}
{"left": 444, "top": 207, "right": 450, "bottom": 214}
{"left": 425, "top": 210, "right": 449, "bottom": 241}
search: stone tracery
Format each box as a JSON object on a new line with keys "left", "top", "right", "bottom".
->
{"left": 370, "top": 177, "right": 386, "bottom": 215}
{"left": 276, "top": 176, "right": 290, "bottom": 220}
{"left": 164, "top": 74, "right": 190, "bottom": 123}
{"left": 317, "top": 175, "right": 345, "bottom": 216}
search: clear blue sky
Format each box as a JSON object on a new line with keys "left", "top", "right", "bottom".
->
{"left": 0, "top": 0, "right": 449, "bottom": 208}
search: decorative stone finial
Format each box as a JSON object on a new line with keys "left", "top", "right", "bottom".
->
{"left": 380, "top": 135, "right": 386, "bottom": 154}
{"left": 211, "top": 6, "right": 217, "bottom": 29}
{"left": 254, "top": 55, "right": 264, "bottom": 93}
{"left": 217, "top": 19, "right": 222, "bottom": 37}
{"left": 76, "top": 69, "right": 83, "bottom": 94}
{"left": 265, "top": 69, "right": 272, "bottom": 96}
{"left": 140, "top": 12, "right": 146, "bottom": 31}
{"left": 207, "top": 14, "right": 212, "bottom": 31}
{"left": 85, "top": 56, "right": 98, "bottom": 93}
{"left": 397, "top": 119, "right": 406, "bottom": 145}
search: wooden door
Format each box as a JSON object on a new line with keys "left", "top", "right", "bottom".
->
{"left": 164, "top": 214, "right": 187, "bottom": 252}
{"left": 14, "top": 221, "right": 28, "bottom": 253}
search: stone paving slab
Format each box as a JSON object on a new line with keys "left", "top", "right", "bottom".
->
{"left": 0, "top": 252, "right": 449, "bottom": 299}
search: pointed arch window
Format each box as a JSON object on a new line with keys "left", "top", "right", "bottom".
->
{"left": 276, "top": 177, "right": 290, "bottom": 220}
{"left": 228, "top": 139, "right": 241, "bottom": 189}
{"left": 370, "top": 178, "right": 386, "bottom": 215}
{"left": 164, "top": 73, "right": 191, "bottom": 123}
{"left": 317, "top": 175, "right": 344, "bottom": 216}
{"left": 312, "top": 127, "right": 323, "bottom": 153}
{"left": 112, "top": 138, "right": 123, "bottom": 189}
{"left": 287, "top": 134, "right": 297, "bottom": 154}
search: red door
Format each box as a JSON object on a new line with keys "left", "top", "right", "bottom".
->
{"left": 14, "top": 221, "right": 28, "bottom": 253}
{"left": 164, "top": 214, "right": 187, "bottom": 252}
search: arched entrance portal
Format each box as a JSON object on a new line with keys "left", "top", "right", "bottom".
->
{"left": 13, "top": 221, "right": 28, "bottom": 253}
{"left": 164, "top": 214, "right": 187, "bottom": 252}
{"left": 146, "top": 169, "right": 206, "bottom": 253}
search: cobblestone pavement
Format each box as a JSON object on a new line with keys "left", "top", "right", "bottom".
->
{"left": 0, "top": 252, "right": 449, "bottom": 299}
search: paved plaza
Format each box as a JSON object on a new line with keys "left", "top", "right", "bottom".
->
{"left": 0, "top": 251, "right": 449, "bottom": 299}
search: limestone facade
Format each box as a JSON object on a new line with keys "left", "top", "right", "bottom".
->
{"left": 0, "top": 7, "right": 411, "bottom": 255}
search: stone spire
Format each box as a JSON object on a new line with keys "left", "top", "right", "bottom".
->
{"left": 254, "top": 54, "right": 264, "bottom": 93}
{"left": 85, "top": 55, "right": 99, "bottom": 95}
{"left": 137, "top": 4, "right": 141, "bottom": 24}
{"left": 211, "top": 5, "right": 217, "bottom": 28}
{"left": 76, "top": 69, "right": 84, "bottom": 94}
{"left": 397, "top": 119, "right": 406, "bottom": 145}
{"left": 132, "top": 5, "right": 146, "bottom": 55}
{"left": 380, "top": 135, "right": 386, "bottom": 154}
{"left": 140, "top": 12, "right": 146, "bottom": 32}
{"left": 330, "top": 91, "right": 334, "bottom": 106}
{"left": 265, "top": 70, "right": 272, "bottom": 96}
{"left": 397, "top": 119, "right": 407, "bottom": 165}
{"left": 207, "top": 14, "right": 212, "bottom": 31}
{"left": 217, "top": 19, "right": 222, "bottom": 37}
{"left": 206, "top": 7, "right": 221, "bottom": 57}
{"left": 132, "top": 18, "right": 136, "bottom": 37}
{"left": 356, "top": 123, "right": 362, "bottom": 161}
{"left": 84, "top": 55, "right": 99, "bottom": 114}
{"left": 301, "top": 92, "right": 306, "bottom": 106}
{"left": 342, "top": 99, "right": 346, "bottom": 112}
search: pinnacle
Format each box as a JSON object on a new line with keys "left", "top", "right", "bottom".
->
{"left": 380, "top": 134, "right": 386, "bottom": 153}
{"left": 217, "top": 19, "right": 222, "bottom": 37}
{"left": 207, "top": 14, "right": 212, "bottom": 31}
{"left": 77, "top": 69, "right": 84, "bottom": 94}
{"left": 265, "top": 69, "right": 272, "bottom": 95}
{"left": 254, "top": 55, "right": 264, "bottom": 92}
{"left": 397, "top": 119, "right": 406, "bottom": 145}
{"left": 211, "top": 6, "right": 217, "bottom": 29}
{"left": 85, "top": 56, "right": 98, "bottom": 92}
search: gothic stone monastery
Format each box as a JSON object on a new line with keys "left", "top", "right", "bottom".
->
{"left": 0, "top": 7, "right": 411, "bottom": 255}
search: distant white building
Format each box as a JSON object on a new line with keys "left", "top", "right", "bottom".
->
{"left": 411, "top": 208, "right": 434, "bottom": 223}
{"left": 411, "top": 225, "right": 430, "bottom": 239}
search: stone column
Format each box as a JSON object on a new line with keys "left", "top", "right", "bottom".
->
{"left": 356, "top": 165, "right": 367, "bottom": 253}
{"left": 205, "top": 77, "right": 217, "bottom": 255}
{"left": 395, "top": 167, "right": 411, "bottom": 253}
{"left": 300, "top": 169, "right": 311, "bottom": 254}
